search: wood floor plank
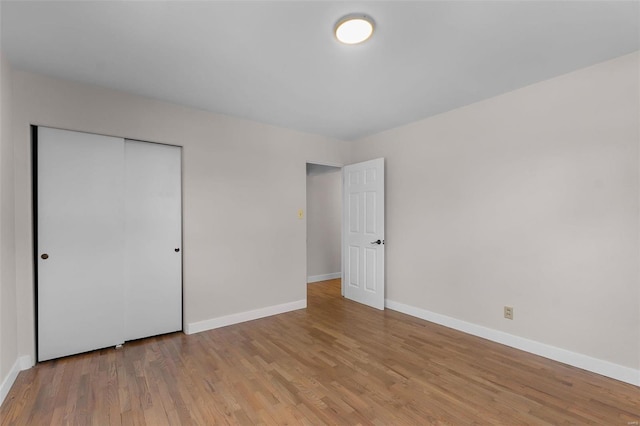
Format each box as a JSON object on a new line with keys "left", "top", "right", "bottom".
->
{"left": 1, "top": 279, "right": 639, "bottom": 425}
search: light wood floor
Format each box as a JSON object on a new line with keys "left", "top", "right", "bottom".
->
{"left": 2, "top": 279, "right": 639, "bottom": 425}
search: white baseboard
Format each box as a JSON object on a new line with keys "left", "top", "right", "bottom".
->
{"left": 307, "top": 272, "right": 341, "bottom": 283}
{"left": 0, "top": 355, "right": 33, "bottom": 406}
{"left": 185, "top": 299, "right": 307, "bottom": 335}
{"left": 385, "top": 299, "right": 640, "bottom": 387}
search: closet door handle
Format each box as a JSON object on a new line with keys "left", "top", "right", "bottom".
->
{"left": 41, "top": 253, "right": 49, "bottom": 260}
{"left": 175, "top": 248, "right": 180, "bottom": 252}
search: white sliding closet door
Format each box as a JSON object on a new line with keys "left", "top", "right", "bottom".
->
{"left": 37, "top": 128, "right": 183, "bottom": 362}
{"left": 38, "top": 127, "right": 125, "bottom": 361}
{"left": 124, "top": 141, "right": 182, "bottom": 340}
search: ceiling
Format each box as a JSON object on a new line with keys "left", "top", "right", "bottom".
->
{"left": 1, "top": 1, "right": 638, "bottom": 141}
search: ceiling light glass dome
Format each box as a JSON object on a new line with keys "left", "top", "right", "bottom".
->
{"left": 335, "top": 14, "right": 375, "bottom": 45}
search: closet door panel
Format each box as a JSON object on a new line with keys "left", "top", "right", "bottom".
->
{"left": 124, "top": 141, "right": 182, "bottom": 340}
{"left": 37, "top": 127, "right": 125, "bottom": 361}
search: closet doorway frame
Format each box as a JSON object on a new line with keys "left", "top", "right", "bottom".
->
{"left": 31, "top": 125, "right": 185, "bottom": 362}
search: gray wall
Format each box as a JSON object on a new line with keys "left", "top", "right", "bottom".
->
{"left": 10, "top": 69, "right": 350, "bottom": 362}
{"left": 0, "top": 50, "right": 17, "bottom": 385}
{"left": 306, "top": 167, "right": 341, "bottom": 279}
{"left": 351, "top": 52, "right": 640, "bottom": 370}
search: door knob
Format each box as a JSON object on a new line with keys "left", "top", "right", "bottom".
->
{"left": 370, "top": 240, "right": 382, "bottom": 245}
{"left": 41, "top": 253, "right": 49, "bottom": 259}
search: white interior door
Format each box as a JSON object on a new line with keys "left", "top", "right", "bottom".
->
{"left": 343, "top": 158, "right": 385, "bottom": 309}
{"left": 37, "top": 127, "right": 125, "bottom": 361}
{"left": 124, "top": 140, "right": 182, "bottom": 340}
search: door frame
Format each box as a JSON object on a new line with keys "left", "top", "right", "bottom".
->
{"left": 32, "top": 125, "right": 185, "bottom": 362}
{"left": 305, "top": 161, "right": 345, "bottom": 296}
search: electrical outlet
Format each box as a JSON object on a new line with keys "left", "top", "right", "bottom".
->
{"left": 504, "top": 306, "right": 514, "bottom": 320}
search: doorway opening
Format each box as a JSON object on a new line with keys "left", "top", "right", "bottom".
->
{"left": 306, "top": 158, "right": 386, "bottom": 310}
{"left": 306, "top": 163, "right": 343, "bottom": 299}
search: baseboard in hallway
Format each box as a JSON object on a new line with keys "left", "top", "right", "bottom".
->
{"left": 307, "top": 272, "right": 341, "bottom": 283}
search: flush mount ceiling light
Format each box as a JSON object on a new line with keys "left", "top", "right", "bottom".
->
{"left": 334, "top": 14, "right": 375, "bottom": 45}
